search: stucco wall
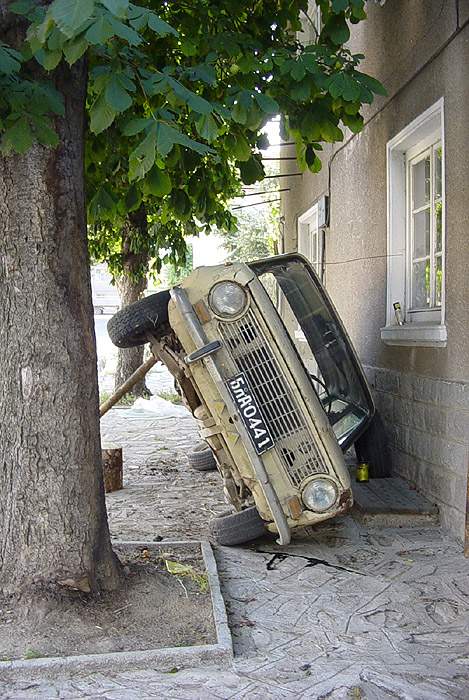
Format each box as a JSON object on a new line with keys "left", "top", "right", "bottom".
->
{"left": 280, "top": 3, "right": 469, "bottom": 538}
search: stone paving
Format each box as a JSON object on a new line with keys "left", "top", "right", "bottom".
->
{"left": 3, "top": 406, "right": 469, "bottom": 699}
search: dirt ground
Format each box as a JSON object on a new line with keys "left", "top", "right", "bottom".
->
{"left": 0, "top": 544, "right": 215, "bottom": 661}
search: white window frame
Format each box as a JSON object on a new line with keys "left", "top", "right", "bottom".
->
{"left": 381, "top": 98, "right": 447, "bottom": 348}
{"left": 297, "top": 203, "right": 323, "bottom": 278}
{"left": 295, "top": 203, "right": 323, "bottom": 341}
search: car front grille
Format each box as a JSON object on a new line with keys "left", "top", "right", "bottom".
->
{"left": 218, "top": 309, "right": 328, "bottom": 487}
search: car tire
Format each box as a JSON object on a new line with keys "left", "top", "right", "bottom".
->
{"left": 188, "top": 443, "right": 217, "bottom": 472}
{"left": 354, "top": 411, "right": 392, "bottom": 478}
{"left": 107, "top": 290, "right": 171, "bottom": 348}
{"left": 209, "top": 507, "right": 266, "bottom": 546}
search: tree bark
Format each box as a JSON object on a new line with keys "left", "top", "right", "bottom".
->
{"left": 0, "top": 58, "right": 120, "bottom": 598}
{"left": 114, "top": 207, "right": 150, "bottom": 398}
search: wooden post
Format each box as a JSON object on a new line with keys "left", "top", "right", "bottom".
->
{"left": 102, "top": 446, "right": 123, "bottom": 493}
{"left": 99, "top": 354, "right": 158, "bottom": 417}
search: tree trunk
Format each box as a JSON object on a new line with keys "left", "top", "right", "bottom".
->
{"left": 114, "top": 208, "right": 150, "bottom": 398}
{"left": 0, "top": 58, "right": 120, "bottom": 598}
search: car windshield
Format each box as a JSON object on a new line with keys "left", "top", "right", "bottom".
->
{"left": 250, "top": 255, "right": 373, "bottom": 449}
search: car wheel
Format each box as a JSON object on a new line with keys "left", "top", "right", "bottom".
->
{"left": 107, "top": 290, "right": 171, "bottom": 348}
{"left": 188, "top": 443, "right": 217, "bottom": 472}
{"left": 354, "top": 411, "right": 392, "bottom": 478}
{"left": 209, "top": 507, "right": 266, "bottom": 546}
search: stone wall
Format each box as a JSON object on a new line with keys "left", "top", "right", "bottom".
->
{"left": 364, "top": 366, "right": 469, "bottom": 540}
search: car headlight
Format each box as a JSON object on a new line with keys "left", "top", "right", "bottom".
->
{"left": 209, "top": 282, "right": 247, "bottom": 318}
{"left": 302, "top": 478, "right": 338, "bottom": 513}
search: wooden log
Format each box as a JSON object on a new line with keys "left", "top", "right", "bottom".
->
{"left": 102, "top": 446, "right": 123, "bottom": 493}
{"left": 99, "top": 354, "right": 158, "bottom": 417}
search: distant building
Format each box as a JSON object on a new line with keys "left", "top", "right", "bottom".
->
{"left": 280, "top": 2, "right": 469, "bottom": 540}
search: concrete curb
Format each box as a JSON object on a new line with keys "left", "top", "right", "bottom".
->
{"left": 0, "top": 540, "right": 232, "bottom": 679}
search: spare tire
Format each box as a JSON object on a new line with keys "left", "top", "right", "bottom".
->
{"left": 188, "top": 443, "right": 217, "bottom": 472}
{"left": 209, "top": 507, "right": 266, "bottom": 546}
{"left": 107, "top": 290, "right": 171, "bottom": 348}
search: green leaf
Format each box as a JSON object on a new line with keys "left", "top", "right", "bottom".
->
{"left": 88, "top": 185, "right": 117, "bottom": 223}
{"left": 255, "top": 93, "right": 279, "bottom": 114}
{"left": 327, "top": 16, "right": 350, "bottom": 45}
{"left": 1, "top": 117, "right": 33, "bottom": 154}
{"left": 332, "top": 0, "right": 349, "bottom": 12}
{"left": 105, "top": 75, "right": 132, "bottom": 112}
{"left": 232, "top": 101, "right": 248, "bottom": 125}
{"left": 195, "top": 114, "right": 218, "bottom": 143}
{"left": 328, "top": 72, "right": 361, "bottom": 101}
{"left": 170, "top": 190, "right": 191, "bottom": 217}
{"left": 237, "top": 156, "right": 264, "bottom": 185}
{"left": 63, "top": 36, "right": 88, "bottom": 64}
{"left": 90, "top": 92, "right": 117, "bottom": 133}
{"left": 147, "top": 12, "right": 178, "bottom": 37}
{"left": 129, "top": 124, "right": 157, "bottom": 180}
{"left": 0, "top": 44, "right": 22, "bottom": 74}
{"left": 141, "top": 73, "right": 166, "bottom": 96}
{"left": 168, "top": 79, "right": 212, "bottom": 115}
{"left": 85, "top": 15, "right": 114, "bottom": 44}
{"left": 50, "top": 0, "right": 95, "bottom": 38}
{"left": 319, "top": 120, "right": 343, "bottom": 142}
{"left": 354, "top": 71, "right": 387, "bottom": 96}
{"left": 10, "top": 0, "right": 37, "bottom": 15}
{"left": 38, "top": 83, "right": 65, "bottom": 116}
{"left": 108, "top": 15, "right": 142, "bottom": 45}
{"left": 156, "top": 122, "right": 212, "bottom": 158}
{"left": 35, "top": 48, "right": 62, "bottom": 71}
{"left": 291, "top": 60, "right": 306, "bottom": 82}
{"left": 226, "top": 132, "right": 251, "bottom": 161}
{"left": 30, "top": 114, "right": 59, "bottom": 147}
{"left": 99, "top": 0, "right": 129, "bottom": 17}
{"left": 47, "top": 27, "right": 66, "bottom": 51}
{"left": 144, "top": 167, "right": 172, "bottom": 196}
{"left": 342, "top": 112, "right": 363, "bottom": 133}
{"left": 121, "top": 117, "right": 151, "bottom": 136}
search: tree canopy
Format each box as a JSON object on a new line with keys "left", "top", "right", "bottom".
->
{"left": 1, "top": 0, "right": 385, "bottom": 275}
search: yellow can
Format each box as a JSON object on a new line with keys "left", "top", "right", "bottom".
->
{"left": 356, "top": 462, "right": 369, "bottom": 483}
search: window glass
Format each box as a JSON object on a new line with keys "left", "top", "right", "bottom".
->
{"left": 413, "top": 210, "right": 430, "bottom": 258}
{"left": 412, "top": 260, "right": 430, "bottom": 308}
{"left": 408, "top": 140, "right": 443, "bottom": 315}
{"left": 412, "top": 156, "right": 430, "bottom": 209}
{"left": 436, "top": 255, "right": 443, "bottom": 306}
{"left": 253, "top": 257, "right": 372, "bottom": 449}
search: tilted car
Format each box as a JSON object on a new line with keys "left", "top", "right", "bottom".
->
{"left": 108, "top": 253, "right": 385, "bottom": 546}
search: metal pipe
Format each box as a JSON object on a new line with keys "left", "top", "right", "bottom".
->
{"left": 232, "top": 198, "right": 281, "bottom": 210}
{"left": 239, "top": 188, "right": 290, "bottom": 197}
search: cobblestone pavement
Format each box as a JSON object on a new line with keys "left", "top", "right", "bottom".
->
{"left": 4, "top": 407, "right": 469, "bottom": 699}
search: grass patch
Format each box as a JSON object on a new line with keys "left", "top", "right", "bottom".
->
{"left": 157, "top": 390, "right": 182, "bottom": 405}
{"left": 99, "top": 391, "right": 136, "bottom": 408}
{"left": 24, "top": 649, "right": 42, "bottom": 660}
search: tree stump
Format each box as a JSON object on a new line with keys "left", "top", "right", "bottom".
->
{"left": 102, "top": 446, "right": 123, "bottom": 493}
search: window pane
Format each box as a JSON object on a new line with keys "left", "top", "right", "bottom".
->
{"left": 434, "top": 145, "right": 442, "bottom": 199}
{"left": 436, "top": 255, "right": 443, "bottom": 306}
{"left": 310, "top": 228, "right": 317, "bottom": 264}
{"left": 412, "top": 259, "right": 431, "bottom": 308}
{"left": 412, "top": 156, "right": 430, "bottom": 209}
{"left": 435, "top": 200, "right": 443, "bottom": 252}
{"left": 413, "top": 209, "right": 430, "bottom": 258}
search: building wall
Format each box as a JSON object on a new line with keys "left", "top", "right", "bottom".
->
{"left": 281, "top": 2, "right": 469, "bottom": 539}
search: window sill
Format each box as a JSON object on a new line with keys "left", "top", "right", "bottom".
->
{"left": 380, "top": 324, "right": 447, "bottom": 348}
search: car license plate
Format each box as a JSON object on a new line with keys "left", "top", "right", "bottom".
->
{"left": 226, "top": 372, "right": 275, "bottom": 455}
